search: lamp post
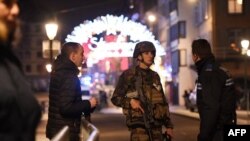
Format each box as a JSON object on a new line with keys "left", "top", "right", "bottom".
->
{"left": 146, "top": 12, "right": 157, "bottom": 32}
{"left": 241, "top": 39, "right": 250, "bottom": 121}
{"left": 45, "top": 22, "right": 58, "bottom": 72}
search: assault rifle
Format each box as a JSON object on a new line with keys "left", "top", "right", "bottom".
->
{"left": 162, "top": 133, "right": 171, "bottom": 141}
{"left": 135, "top": 74, "right": 154, "bottom": 141}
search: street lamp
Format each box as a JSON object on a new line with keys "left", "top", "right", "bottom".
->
{"left": 241, "top": 39, "right": 250, "bottom": 121}
{"left": 145, "top": 11, "right": 157, "bottom": 32}
{"left": 147, "top": 14, "right": 156, "bottom": 24}
{"left": 45, "top": 22, "right": 58, "bottom": 72}
{"left": 45, "top": 64, "right": 52, "bottom": 73}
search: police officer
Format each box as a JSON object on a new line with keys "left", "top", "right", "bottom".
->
{"left": 191, "top": 39, "right": 237, "bottom": 141}
{"left": 111, "top": 41, "right": 174, "bottom": 141}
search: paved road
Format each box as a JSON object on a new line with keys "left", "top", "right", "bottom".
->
{"left": 92, "top": 113, "right": 199, "bottom": 141}
{"left": 170, "top": 113, "right": 199, "bottom": 141}
{"left": 34, "top": 93, "right": 250, "bottom": 141}
{"left": 35, "top": 93, "right": 200, "bottom": 141}
{"left": 36, "top": 112, "right": 199, "bottom": 141}
{"left": 92, "top": 113, "right": 130, "bottom": 141}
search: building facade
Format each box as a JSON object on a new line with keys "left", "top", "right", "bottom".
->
{"left": 158, "top": 0, "right": 250, "bottom": 106}
{"left": 14, "top": 22, "right": 50, "bottom": 92}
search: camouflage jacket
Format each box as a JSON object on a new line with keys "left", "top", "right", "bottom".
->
{"left": 111, "top": 66, "right": 173, "bottom": 129}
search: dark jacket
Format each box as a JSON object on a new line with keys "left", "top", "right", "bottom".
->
{"left": 46, "top": 55, "right": 92, "bottom": 141}
{"left": 111, "top": 66, "right": 173, "bottom": 129}
{"left": 0, "top": 47, "right": 41, "bottom": 141}
{"left": 195, "top": 56, "right": 237, "bottom": 141}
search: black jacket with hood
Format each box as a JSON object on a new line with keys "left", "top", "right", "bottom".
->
{"left": 46, "top": 55, "right": 92, "bottom": 141}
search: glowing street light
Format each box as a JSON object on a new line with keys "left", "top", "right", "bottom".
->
{"left": 145, "top": 11, "right": 157, "bottom": 32}
{"left": 147, "top": 14, "right": 156, "bottom": 24}
{"left": 45, "top": 22, "right": 58, "bottom": 72}
{"left": 241, "top": 39, "right": 249, "bottom": 50}
{"left": 45, "top": 23, "right": 58, "bottom": 41}
{"left": 247, "top": 50, "right": 250, "bottom": 57}
{"left": 45, "top": 63, "right": 52, "bottom": 73}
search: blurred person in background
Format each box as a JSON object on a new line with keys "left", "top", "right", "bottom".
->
{"left": 46, "top": 42, "right": 98, "bottom": 141}
{"left": 0, "top": 0, "right": 42, "bottom": 141}
{"left": 182, "top": 90, "right": 190, "bottom": 110}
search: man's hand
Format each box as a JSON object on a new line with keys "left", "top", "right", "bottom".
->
{"left": 89, "top": 97, "right": 98, "bottom": 108}
{"left": 165, "top": 128, "right": 174, "bottom": 139}
{"left": 130, "top": 99, "right": 144, "bottom": 113}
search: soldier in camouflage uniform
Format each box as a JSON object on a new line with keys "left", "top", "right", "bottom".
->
{"left": 111, "top": 41, "right": 174, "bottom": 141}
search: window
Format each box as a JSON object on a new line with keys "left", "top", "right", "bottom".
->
{"left": 37, "top": 51, "right": 43, "bottom": 58}
{"left": 194, "top": 0, "right": 209, "bottom": 25}
{"left": 25, "top": 65, "right": 31, "bottom": 73}
{"left": 36, "top": 65, "right": 44, "bottom": 73}
{"left": 170, "top": 21, "right": 186, "bottom": 41}
{"left": 169, "top": 0, "right": 178, "bottom": 13}
{"left": 170, "top": 23, "right": 179, "bottom": 41}
{"left": 227, "top": 28, "right": 243, "bottom": 52}
{"left": 178, "top": 21, "right": 186, "bottom": 38}
{"left": 228, "top": 0, "right": 243, "bottom": 14}
{"left": 171, "top": 50, "right": 179, "bottom": 74}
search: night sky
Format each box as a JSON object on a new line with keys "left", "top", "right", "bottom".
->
{"left": 18, "top": 0, "right": 135, "bottom": 40}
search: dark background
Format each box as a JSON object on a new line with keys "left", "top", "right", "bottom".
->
{"left": 18, "top": 0, "right": 156, "bottom": 40}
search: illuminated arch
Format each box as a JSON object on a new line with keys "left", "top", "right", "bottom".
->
{"left": 65, "top": 14, "right": 165, "bottom": 66}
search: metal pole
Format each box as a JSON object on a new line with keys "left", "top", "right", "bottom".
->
{"left": 49, "top": 39, "right": 53, "bottom": 64}
{"left": 247, "top": 90, "right": 249, "bottom": 123}
{"left": 246, "top": 56, "right": 250, "bottom": 123}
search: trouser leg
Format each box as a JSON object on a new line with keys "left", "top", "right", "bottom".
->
{"left": 130, "top": 127, "right": 163, "bottom": 141}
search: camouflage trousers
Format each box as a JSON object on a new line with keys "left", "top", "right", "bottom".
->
{"left": 130, "top": 127, "right": 163, "bottom": 141}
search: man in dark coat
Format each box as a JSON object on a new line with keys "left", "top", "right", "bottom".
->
{"left": 191, "top": 39, "right": 237, "bottom": 141}
{"left": 0, "top": 0, "right": 42, "bottom": 141}
{"left": 46, "top": 42, "right": 97, "bottom": 141}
